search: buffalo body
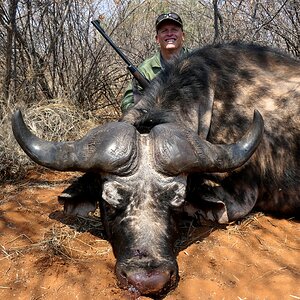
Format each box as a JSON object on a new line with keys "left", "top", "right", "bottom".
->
{"left": 12, "top": 42, "right": 300, "bottom": 297}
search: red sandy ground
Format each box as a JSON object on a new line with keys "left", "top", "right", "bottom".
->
{"left": 0, "top": 170, "right": 299, "bottom": 300}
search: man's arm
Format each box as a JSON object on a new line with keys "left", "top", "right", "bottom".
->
{"left": 120, "top": 53, "right": 162, "bottom": 113}
{"left": 121, "top": 66, "right": 149, "bottom": 113}
{"left": 121, "top": 80, "right": 143, "bottom": 112}
{"left": 121, "top": 84, "right": 134, "bottom": 112}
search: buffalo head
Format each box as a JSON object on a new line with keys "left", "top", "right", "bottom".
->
{"left": 12, "top": 109, "right": 263, "bottom": 296}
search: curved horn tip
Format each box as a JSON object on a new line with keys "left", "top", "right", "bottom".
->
{"left": 11, "top": 109, "right": 28, "bottom": 139}
{"left": 253, "top": 109, "right": 264, "bottom": 124}
{"left": 12, "top": 109, "right": 22, "bottom": 120}
{"left": 252, "top": 109, "right": 264, "bottom": 135}
{"left": 12, "top": 109, "right": 24, "bottom": 128}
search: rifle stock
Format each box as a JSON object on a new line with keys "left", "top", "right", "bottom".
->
{"left": 92, "top": 20, "right": 149, "bottom": 89}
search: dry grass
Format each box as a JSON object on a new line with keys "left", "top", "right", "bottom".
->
{"left": 0, "top": 221, "right": 110, "bottom": 263}
{"left": 175, "top": 212, "right": 269, "bottom": 252}
{"left": 23, "top": 100, "right": 99, "bottom": 141}
{"left": 226, "top": 212, "right": 266, "bottom": 233}
{"left": 0, "top": 99, "right": 111, "bottom": 183}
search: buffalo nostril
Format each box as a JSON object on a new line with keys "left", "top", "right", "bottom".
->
{"left": 116, "top": 262, "right": 179, "bottom": 296}
{"left": 125, "top": 269, "right": 171, "bottom": 295}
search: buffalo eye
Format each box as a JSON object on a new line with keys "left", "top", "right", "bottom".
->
{"left": 170, "top": 183, "right": 186, "bottom": 207}
{"left": 170, "top": 195, "right": 185, "bottom": 207}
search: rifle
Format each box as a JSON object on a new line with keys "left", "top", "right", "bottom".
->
{"left": 92, "top": 19, "right": 150, "bottom": 89}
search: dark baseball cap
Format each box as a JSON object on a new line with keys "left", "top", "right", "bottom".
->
{"left": 155, "top": 12, "right": 183, "bottom": 31}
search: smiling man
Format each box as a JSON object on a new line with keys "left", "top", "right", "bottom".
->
{"left": 155, "top": 12, "right": 185, "bottom": 60}
{"left": 121, "top": 12, "right": 188, "bottom": 112}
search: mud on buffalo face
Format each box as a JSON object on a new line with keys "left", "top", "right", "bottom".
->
{"left": 11, "top": 110, "right": 263, "bottom": 296}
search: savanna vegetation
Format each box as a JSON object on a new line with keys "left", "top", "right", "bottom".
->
{"left": 1, "top": 0, "right": 299, "bottom": 182}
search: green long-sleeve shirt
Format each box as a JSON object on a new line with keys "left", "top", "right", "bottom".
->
{"left": 121, "top": 49, "right": 189, "bottom": 113}
{"left": 121, "top": 52, "right": 161, "bottom": 112}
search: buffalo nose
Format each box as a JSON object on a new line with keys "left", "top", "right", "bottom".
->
{"left": 118, "top": 268, "right": 176, "bottom": 295}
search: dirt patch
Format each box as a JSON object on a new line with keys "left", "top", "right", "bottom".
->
{"left": 0, "top": 170, "right": 299, "bottom": 300}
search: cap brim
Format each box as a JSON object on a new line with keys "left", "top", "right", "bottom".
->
{"left": 156, "top": 19, "right": 182, "bottom": 30}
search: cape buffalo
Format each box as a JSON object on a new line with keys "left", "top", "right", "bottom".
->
{"left": 12, "top": 42, "right": 300, "bottom": 297}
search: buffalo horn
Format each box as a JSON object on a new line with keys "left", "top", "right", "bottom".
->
{"left": 12, "top": 110, "right": 138, "bottom": 174}
{"left": 152, "top": 110, "right": 264, "bottom": 174}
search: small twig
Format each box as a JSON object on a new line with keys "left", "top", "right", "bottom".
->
{"left": 252, "top": 0, "right": 289, "bottom": 39}
{"left": 5, "top": 233, "right": 34, "bottom": 245}
{"left": 251, "top": 267, "right": 288, "bottom": 283}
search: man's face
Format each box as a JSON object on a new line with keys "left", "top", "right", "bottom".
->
{"left": 156, "top": 21, "right": 185, "bottom": 52}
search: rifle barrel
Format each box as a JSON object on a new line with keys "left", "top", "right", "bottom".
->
{"left": 92, "top": 19, "right": 149, "bottom": 89}
{"left": 92, "top": 20, "right": 132, "bottom": 66}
